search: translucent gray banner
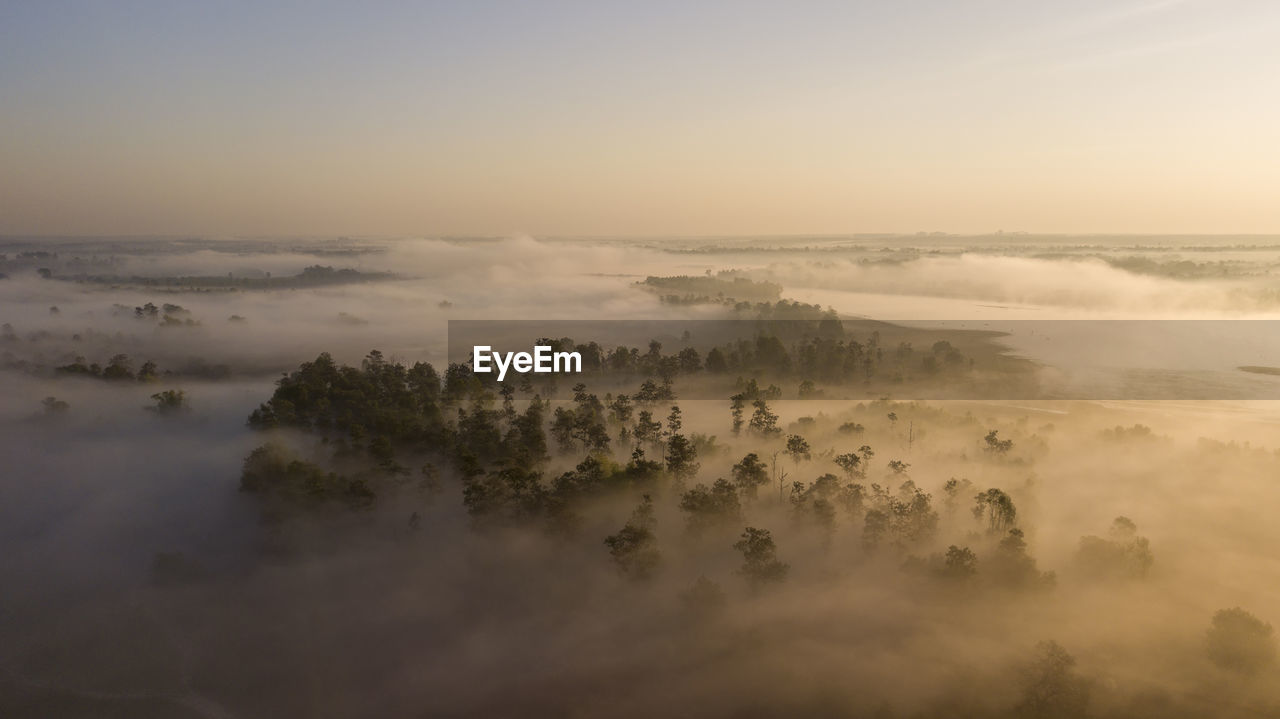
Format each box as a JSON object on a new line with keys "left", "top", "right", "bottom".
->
{"left": 447, "top": 319, "right": 1280, "bottom": 400}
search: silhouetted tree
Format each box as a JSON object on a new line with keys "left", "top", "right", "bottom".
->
{"left": 665, "top": 432, "right": 700, "bottom": 483}
{"left": 1074, "top": 516, "right": 1154, "bottom": 580}
{"left": 705, "top": 347, "right": 728, "bottom": 373}
{"left": 989, "top": 528, "right": 1055, "bottom": 590}
{"left": 137, "top": 360, "right": 159, "bottom": 382}
{"left": 666, "top": 405, "right": 683, "bottom": 435}
{"left": 676, "top": 346, "right": 701, "bottom": 373}
{"left": 102, "top": 353, "right": 134, "bottom": 381}
{"left": 680, "top": 479, "right": 741, "bottom": 533}
{"left": 608, "top": 393, "right": 634, "bottom": 424}
{"left": 748, "top": 398, "right": 780, "bottom": 436}
{"left": 942, "top": 477, "right": 973, "bottom": 516}
{"left": 940, "top": 545, "right": 978, "bottom": 581}
{"left": 974, "top": 488, "right": 1017, "bottom": 534}
{"left": 730, "top": 452, "right": 770, "bottom": 499}
{"left": 729, "top": 393, "right": 746, "bottom": 435}
{"left": 833, "top": 452, "right": 863, "bottom": 479}
{"left": 734, "top": 527, "right": 789, "bottom": 589}
{"left": 784, "top": 434, "right": 811, "bottom": 463}
{"left": 604, "top": 495, "right": 661, "bottom": 581}
{"left": 41, "top": 396, "right": 69, "bottom": 415}
{"left": 633, "top": 410, "right": 663, "bottom": 452}
{"left": 1014, "top": 641, "right": 1090, "bottom": 719}
{"left": 149, "top": 389, "right": 188, "bottom": 415}
{"left": 863, "top": 509, "right": 889, "bottom": 550}
{"left": 984, "top": 429, "right": 1013, "bottom": 455}
{"left": 1206, "top": 607, "right": 1277, "bottom": 674}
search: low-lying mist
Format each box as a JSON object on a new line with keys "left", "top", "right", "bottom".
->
{"left": 3, "top": 236, "right": 1280, "bottom": 718}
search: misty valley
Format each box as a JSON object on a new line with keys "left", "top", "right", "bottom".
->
{"left": 4, "top": 236, "right": 1280, "bottom": 718}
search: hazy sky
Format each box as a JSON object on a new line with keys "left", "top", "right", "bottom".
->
{"left": 2, "top": 0, "right": 1278, "bottom": 237}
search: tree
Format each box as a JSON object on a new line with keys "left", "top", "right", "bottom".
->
{"left": 149, "top": 389, "right": 188, "bottom": 415}
{"left": 989, "top": 528, "right": 1055, "bottom": 590}
{"left": 561, "top": 388, "right": 611, "bottom": 453}
{"left": 748, "top": 398, "right": 780, "bottom": 436}
{"left": 507, "top": 399, "right": 549, "bottom": 465}
{"left": 634, "top": 410, "right": 663, "bottom": 450}
{"left": 680, "top": 479, "right": 741, "bottom": 533}
{"left": 942, "top": 477, "right": 973, "bottom": 515}
{"left": 464, "top": 465, "right": 547, "bottom": 523}
{"left": 501, "top": 396, "right": 547, "bottom": 465}
{"left": 1074, "top": 516, "right": 1154, "bottom": 579}
{"left": 973, "top": 488, "right": 1017, "bottom": 534}
{"left": 705, "top": 347, "right": 728, "bottom": 373}
{"left": 676, "top": 346, "right": 702, "bottom": 373}
{"left": 575, "top": 415, "right": 612, "bottom": 454}
{"left": 607, "top": 393, "right": 634, "bottom": 424}
{"left": 1206, "top": 607, "right": 1277, "bottom": 674}
{"left": 789, "top": 475, "right": 839, "bottom": 543}
{"left": 635, "top": 377, "right": 675, "bottom": 403}
{"left": 666, "top": 405, "right": 683, "bottom": 435}
{"left": 665, "top": 432, "right": 700, "bottom": 483}
{"left": 984, "top": 429, "right": 1013, "bottom": 455}
{"left": 455, "top": 402, "right": 504, "bottom": 463}
{"left": 729, "top": 393, "right": 745, "bottom": 436}
{"left": 862, "top": 509, "right": 889, "bottom": 550}
{"left": 41, "top": 396, "right": 70, "bottom": 415}
{"left": 137, "top": 360, "right": 159, "bottom": 382}
{"left": 940, "top": 545, "right": 977, "bottom": 581}
{"left": 240, "top": 442, "right": 371, "bottom": 508}
{"left": 619, "top": 446, "right": 663, "bottom": 487}
{"left": 500, "top": 384, "right": 516, "bottom": 419}
{"left": 885, "top": 482, "right": 938, "bottom": 547}
{"left": 833, "top": 452, "right": 862, "bottom": 479}
{"left": 368, "top": 435, "right": 397, "bottom": 471}
{"left": 753, "top": 335, "right": 790, "bottom": 373}
{"left": 604, "top": 495, "right": 661, "bottom": 580}
{"left": 838, "top": 421, "right": 864, "bottom": 434}
{"left": 837, "top": 482, "right": 866, "bottom": 516}
{"left": 887, "top": 459, "right": 910, "bottom": 475}
{"left": 443, "top": 361, "right": 481, "bottom": 403}
{"left": 1014, "top": 641, "right": 1090, "bottom": 719}
{"left": 730, "top": 452, "right": 770, "bottom": 499}
{"left": 102, "top": 353, "right": 135, "bottom": 381}
{"left": 784, "top": 434, "right": 811, "bottom": 463}
{"left": 734, "top": 527, "right": 789, "bottom": 589}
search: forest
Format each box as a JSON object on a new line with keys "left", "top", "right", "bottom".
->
{"left": 3, "top": 236, "right": 1280, "bottom": 718}
{"left": 219, "top": 339, "right": 1272, "bottom": 717}
{"left": 8, "top": 2, "right": 1280, "bottom": 714}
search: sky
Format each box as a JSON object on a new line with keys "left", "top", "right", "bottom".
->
{"left": 1, "top": 0, "right": 1278, "bottom": 237}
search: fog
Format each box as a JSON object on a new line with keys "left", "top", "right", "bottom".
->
{"left": 756, "top": 252, "right": 1280, "bottom": 319}
{"left": 3, "top": 236, "right": 1280, "bottom": 718}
